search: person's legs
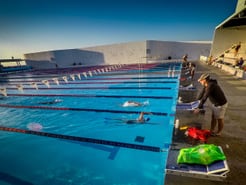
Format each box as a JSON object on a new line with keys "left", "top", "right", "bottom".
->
{"left": 210, "top": 114, "right": 217, "bottom": 133}
{"left": 216, "top": 118, "right": 224, "bottom": 135}
{"left": 211, "top": 103, "right": 227, "bottom": 136}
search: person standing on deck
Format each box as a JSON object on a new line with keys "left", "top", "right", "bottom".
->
{"left": 182, "top": 54, "right": 188, "bottom": 68}
{"left": 194, "top": 74, "right": 228, "bottom": 136}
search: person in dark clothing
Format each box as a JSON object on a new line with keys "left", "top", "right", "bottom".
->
{"left": 189, "top": 62, "right": 196, "bottom": 80}
{"left": 182, "top": 54, "right": 188, "bottom": 68}
{"left": 234, "top": 42, "right": 241, "bottom": 56}
{"left": 236, "top": 57, "right": 244, "bottom": 69}
{"left": 194, "top": 73, "right": 228, "bottom": 136}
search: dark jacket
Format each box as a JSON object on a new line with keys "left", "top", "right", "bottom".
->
{"left": 197, "top": 79, "right": 227, "bottom": 109}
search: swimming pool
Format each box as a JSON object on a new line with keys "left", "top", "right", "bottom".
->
{"left": 0, "top": 62, "right": 181, "bottom": 185}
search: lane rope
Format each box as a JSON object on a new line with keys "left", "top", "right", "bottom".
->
{"left": 6, "top": 87, "right": 172, "bottom": 90}
{"left": 7, "top": 80, "right": 177, "bottom": 86}
{"left": 0, "top": 126, "right": 163, "bottom": 152}
{"left": 0, "top": 104, "right": 168, "bottom": 116}
{"left": 6, "top": 93, "right": 173, "bottom": 99}
{"left": 1, "top": 76, "right": 178, "bottom": 83}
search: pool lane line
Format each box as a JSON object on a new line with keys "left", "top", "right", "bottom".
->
{"left": 6, "top": 87, "right": 173, "bottom": 90}
{"left": 7, "top": 93, "right": 173, "bottom": 99}
{"left": 1, "top": 76, "right": 178, "bottom": 82}
{"left": 0, "top": 62, "right": 180, "bottom": 76}
{"left": 1, "top": 77, "right": 179, "bottom": 85}
{"left": 85, "top": 71, "right": 180, "bottom": 77}
{"left": 0, "top": 104, "right": 168, "bottom": 116}
{"left": 0, "top": 65, "right": 179, "bottom": 81}
{"left": 7, "top": 80, "right": 177, "bottom": 86}
{"left": 0, "top": 126, "right": 163, "bottom": 152}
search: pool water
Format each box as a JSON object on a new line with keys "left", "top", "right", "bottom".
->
{"left": 0, "top": 62, "right": 181, "bottom": 185}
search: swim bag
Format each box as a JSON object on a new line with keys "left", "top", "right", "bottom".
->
{"left": 177, "top": 144, "right": 226, "bottom": 165}
{"left": 186, "top": 127, "right": 211, "bottom": 142}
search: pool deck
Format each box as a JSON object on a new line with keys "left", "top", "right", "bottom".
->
{"left": 165, "top": 61, "right": 246, "bottom": 185}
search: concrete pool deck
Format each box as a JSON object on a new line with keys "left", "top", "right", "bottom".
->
{"left": 165, "top": 61, "right": 246, "bottom": 185}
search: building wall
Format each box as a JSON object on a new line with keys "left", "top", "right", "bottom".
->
{"left": 82, "top": 41, "right": 147, "bottom": 64}
{"left": 25, "top": 49, "right": 106, "bottom": 69}
{"left": 24, "top": 40, "right": 211, "bottom": 69}
{"left": 147, "top": 40, "right": 211, "bottom": 61}
{"left": 85, "top": 40, "right": 211, "bottom": 63}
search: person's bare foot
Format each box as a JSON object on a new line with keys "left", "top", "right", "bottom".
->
{"left": 211, "top": 132, "right": 221, "bottom": 137}
{"left": 216, "top": 132, "right": 221, "bottom": 136}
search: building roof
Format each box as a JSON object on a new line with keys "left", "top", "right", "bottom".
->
{"left": 216, "top": 7, "right": 246, "bottom": 29}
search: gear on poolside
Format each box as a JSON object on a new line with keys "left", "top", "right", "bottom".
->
{"left": 185, "top": 127, "right": 211, "bottom": 142}
{"left": 177, "top": 144, "right": 226, "bottom": 165}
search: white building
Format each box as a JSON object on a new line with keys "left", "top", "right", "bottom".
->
{"left": 24, "top": 40, "right": 211, "bottom": 69}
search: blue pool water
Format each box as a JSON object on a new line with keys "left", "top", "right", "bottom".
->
{"left": 0, "top": 63, "right": 181, "bottom": 185}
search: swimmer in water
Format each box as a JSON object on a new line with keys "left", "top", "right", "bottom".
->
{"left": 125, "top": 112, "right": 151, "bottom": 124}
{"left": 39, "top": 99, "right": 62, "bottom": 105}
{"left": 105, "top": 112, "right": 152, "bottom": 124}
{"left": 27, "top": 122, "right": 43, "bottom": 131}
{"left": 122, "top": 100, "right": 149, "bottom": 107}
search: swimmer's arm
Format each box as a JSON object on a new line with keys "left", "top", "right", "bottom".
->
{"left": 137, "top": 112, "right": 152, "bottom": 121}
{"left": 137, "top": 112, "right": 144, "bottom": 121}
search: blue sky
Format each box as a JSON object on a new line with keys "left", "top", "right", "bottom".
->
{"left": 0, "top": 0, "right": 237, "bottom": 58}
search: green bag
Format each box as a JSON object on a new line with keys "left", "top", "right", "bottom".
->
{"left": 177, "top": 144, "right": 226, "bottom": 165}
